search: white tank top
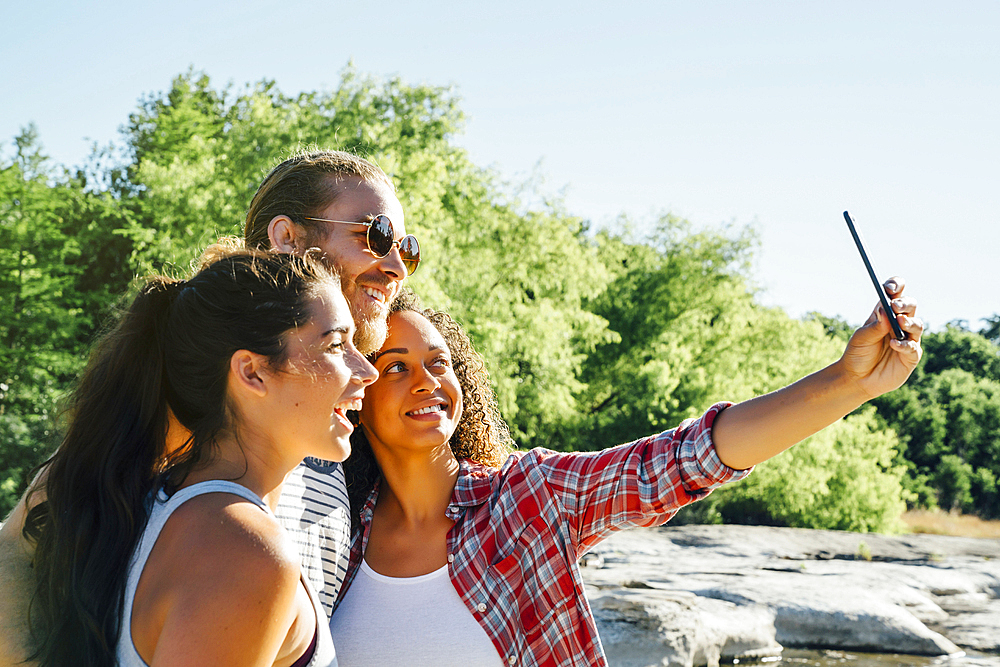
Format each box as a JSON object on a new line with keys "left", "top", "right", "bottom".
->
{"left": 330, "top": 560, "right": 503, "bottom": 667}
{"left": 116, "top": 480, "right": 338, "bottom": 667}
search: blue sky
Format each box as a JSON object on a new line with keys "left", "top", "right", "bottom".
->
{"left": 3, "top": 1, "right": 997, "bottom": 330}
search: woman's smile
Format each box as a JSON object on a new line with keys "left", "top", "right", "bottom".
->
{"left": 360, "top": 310, "right": 463, "bottom": 453}
{"left": 407, "top": 401, "right": 449, "bottom": 420}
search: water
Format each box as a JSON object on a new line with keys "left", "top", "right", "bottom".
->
{"left": 749, "top": 649, "right": 1000, "bottom": 667}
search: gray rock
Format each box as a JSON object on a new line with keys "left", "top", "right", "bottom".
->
{"left": 935, "top": 598, "right": 1000, "bottom": 652}
{"left": 589, "top": 587, "right": 781, "bottom": 667}
{"left": 581, "top": 525, "right": 1000, "bottom": 662}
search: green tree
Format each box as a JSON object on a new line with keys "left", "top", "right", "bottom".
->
{"left": 970, "top": 466, "right": 998, "bottom": 516}
{"left": 0, "top": 127, "right": 135, "bottom": 514}
{"left": 683, "top": 408, "right": 909, "bottom": 533}
{"left": 872, "top": 324, "right": 1000, "bottom": 518}
{"left": 935, "top": 454, "right": 974, "bottom": 512}
{"left": 576, "top": 216, "right": 844, "bottom": 449}
{"left": 804, "top": 311, "right": 854, "bottom": 344}
{"left": 920, "top": 323, "right": 1000, "bottom": 382}
{"left": 981, "top": 315, "right": 1000, "bottom": 345}
{"left": 117, "top": 71, "right": 238, "bottom": 275}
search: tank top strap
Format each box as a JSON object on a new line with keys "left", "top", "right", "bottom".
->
{"left": 157, "top": 480, "right": 271, "bottom": 515}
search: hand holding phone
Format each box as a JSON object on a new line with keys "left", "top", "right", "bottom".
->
{"left": 843, "top": 211, "right": 906, "bottom": 340}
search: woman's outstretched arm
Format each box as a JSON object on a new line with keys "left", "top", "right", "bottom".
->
{"left": 713, "top": 278, "right": 922, "bottom": 471}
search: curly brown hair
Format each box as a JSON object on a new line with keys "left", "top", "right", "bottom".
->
{"left": 343, "top": 289, "right": 514, "bottom": 527}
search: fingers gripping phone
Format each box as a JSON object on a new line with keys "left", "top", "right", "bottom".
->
{"left": 843, "top": 211, "right": 906, "bottom": 340}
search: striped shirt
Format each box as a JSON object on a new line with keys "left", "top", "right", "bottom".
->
{"left": 275, "top": 458, "right": 351, "bottom": 617}
{"left": 334, "top": 403, "right": 750, "bottom": 667}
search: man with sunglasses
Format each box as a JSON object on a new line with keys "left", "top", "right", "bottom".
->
{"left": 245, "top": 151, "right": 420, "bottom": 356}
{"left": 0, "top": 150, "right": 417, "bottom": 663}
{"left": 242, "top": 150, "right": 420, "bottom": 618}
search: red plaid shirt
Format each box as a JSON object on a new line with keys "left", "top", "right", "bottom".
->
{"left": 333, "top": 403, "right": 750, "bottom": 667}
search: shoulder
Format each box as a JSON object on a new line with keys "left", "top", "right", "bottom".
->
{"left": 161, "top": 492, "right": 299, "bottom": 578}
{"left": 142, "top": 491, "right": 301, "bottom": 619}
{"left": 0, "top": 512, "right": 37, "bottom": 666}
{"left": 460, "top": 449, "right": 588, "bottom": 488}
{"left": 279, "top": 459, "right": 346, "bottom": 506}
{"left": 133, "top": 491, "right": 306, "bottom": 664}
{"left": 456, "top": 450, "right": 560, "bottom": 502}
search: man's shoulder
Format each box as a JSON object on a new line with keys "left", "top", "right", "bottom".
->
{"left": 275, "top": 459, "right": 352, "bottom": 615}
{"left": 275, "top": 459, "right": 349, "bottom": 525}
{"left": 282, "top": 458, "right": 346, "bottom": 493}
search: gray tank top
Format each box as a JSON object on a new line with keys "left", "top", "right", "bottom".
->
{"left": 116, "top": 480, "right": 338, "bottom": 667}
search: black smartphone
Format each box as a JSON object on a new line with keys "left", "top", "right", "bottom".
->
{"left": 842, "top": 211, "right": 905, "bottom": 340}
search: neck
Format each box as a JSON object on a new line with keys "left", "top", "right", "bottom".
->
{"left": 371, "top": 442, "right": 460, "bottom": 526}
{"left": 179, "top": 430, "right": 294, "bottom": 512}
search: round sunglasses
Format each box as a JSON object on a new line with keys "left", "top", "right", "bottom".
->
{"left": 304, "top": 214, "right": 420, "bottom": 275}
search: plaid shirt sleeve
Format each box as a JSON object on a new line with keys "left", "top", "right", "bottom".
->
{"left": 530, "top": 401, "right": 751, "bottom": 557}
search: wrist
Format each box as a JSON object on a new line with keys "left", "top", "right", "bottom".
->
{"left": 823, "top": 359, "right": 871, "bottom": 407}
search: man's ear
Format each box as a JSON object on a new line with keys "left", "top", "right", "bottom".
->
{"left": 229, "top": 350, "right": 269, "bottom": 398}
{"left": 268, "top": 215, "right": 300, "bottom": 253}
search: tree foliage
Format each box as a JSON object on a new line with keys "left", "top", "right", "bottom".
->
{"left": 3, "top": 67, "right": 985, "bottom": 534}
{"left": 0, "top": 125, "right": 135, "bottom": 511}
{"left": 574, "top": 218, "right": 844, "bottom": 451}
{"left": 872, "top": 322, "right": 1000, "bottom": 517}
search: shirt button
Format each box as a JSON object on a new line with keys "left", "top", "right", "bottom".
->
{"left": 476, "top": 602, "right": 487, "bottom": 613}
{"left": 508, "top": 656, "right": 516, "bottom": 665}
{"left": 447, "top": 554, "right": 455, "bottom": 563}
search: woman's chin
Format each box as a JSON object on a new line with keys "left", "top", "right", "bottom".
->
{"left": 325, "top": 441, "right": 351, "bottom": 463}
{"left": 410, "top": 428, "right": 456, "bottom": 453}
{"left": 313, "top": 429, "right": 353, "bottom": 464}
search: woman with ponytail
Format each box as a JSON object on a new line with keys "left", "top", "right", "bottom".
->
{"left": 23, "top": 245, "right": 375, "bottom": 667}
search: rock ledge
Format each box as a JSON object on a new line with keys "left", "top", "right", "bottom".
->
{"left": 582, "top": 525, "right": 1000, "bottom": 666}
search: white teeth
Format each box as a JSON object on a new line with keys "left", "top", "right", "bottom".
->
{"left": 363, "top": 287, "right": 386, "bottom": 303}
{"left": 410, "top": 404, "right": 444, "bottom": 416}
{"left": 337, "top": 399, "right": 363, "bottom": 413}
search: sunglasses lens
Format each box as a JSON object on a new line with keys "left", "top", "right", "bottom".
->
{"left": 399, "top": 235, "right": 420, "bottom": 275}
{"left": 365, "top": 215, "right": 419, "bottom": 275}
{"left": 368, "top": 215, "right": 395, "bottom": 257}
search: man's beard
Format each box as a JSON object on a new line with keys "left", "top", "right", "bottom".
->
{"left": 320, "top": 247, "right": 393, "bottom": 355}
{"left": 352, "top": 301, "right": 388, "bottom": 355}
{"left": 343, "top": 278, "right": 391, "bottom": 355}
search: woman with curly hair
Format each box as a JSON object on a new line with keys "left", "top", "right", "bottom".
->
{"left": 24, "top": 246, "right": 376, "bottom": 667}
{"left": 333, "top": 283, "right": 923, "bottom": 667}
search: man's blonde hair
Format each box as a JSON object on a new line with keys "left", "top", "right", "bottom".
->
{"left": 244, "top": 150, "right": 393, "bottom": 250}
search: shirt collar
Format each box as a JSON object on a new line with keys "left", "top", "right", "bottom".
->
{"left": 451, "top": 459, "right": 495, "bottom": 507}
{"left": 360, "top": 477, "right": 381, "bottom": 523}
{"left": 360, "top": 459, "right": 494, "bottom": 523}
